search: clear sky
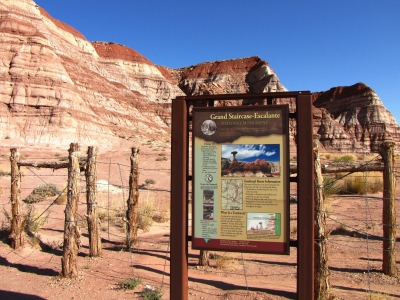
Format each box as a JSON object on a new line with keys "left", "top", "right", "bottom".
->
{"left": 34, "top": 0, "right": 400, "bottom": 123}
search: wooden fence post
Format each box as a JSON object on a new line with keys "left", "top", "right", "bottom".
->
{"left": 86, "top": 146, "right": 101, "bottom": 257}
{"left": 9, "top": 148, "right": 24, "bottom": 249}
{"left": 62, "top": 143, "right": 81, "bottom": 278}
{"left": 380, "top": 141, "right": 397, "bottom": 276}
{"left": 314, "top": 134, "right": 330, "bottom": 299}
{"left": 126, "top": 147, "right": 139, "bottom": 247}
{"left": 199, "top": 250, "right": 209, "bottom": 266}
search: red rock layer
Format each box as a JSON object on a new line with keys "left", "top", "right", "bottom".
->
{"left": 313, "top": 83, "right": 399, "bottom": 152}
{"left": 38, "top": 7, "right": 86, "bottom": 40}
{"left": 0, "top": 0, "right": 183, "bottom": 147}
{"left": 92, "top": 42, "right": 153, "bottom": 65}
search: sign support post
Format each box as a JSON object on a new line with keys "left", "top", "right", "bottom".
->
{"left": 171, "top": 92, "right": 314, "bottom": 300}
{"left": 170, "top": 97, "right": 189, "bottom": 300}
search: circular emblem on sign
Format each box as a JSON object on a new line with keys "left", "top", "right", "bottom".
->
{"left": 201, "top": 120, "right": 217, "bottom": 136}
{"left": 204, "top": 174, "right": 213, "bottom": 183}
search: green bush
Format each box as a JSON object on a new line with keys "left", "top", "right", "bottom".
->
{"left": 118, "top": 275, "right": 141, "bottom": 290}
{"left": 142, "top": 287, "right": 163, "bottom": 300}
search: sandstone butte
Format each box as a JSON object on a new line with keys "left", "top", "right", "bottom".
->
{"left": 0, "top": 0, "right": 399, "bottom": 153}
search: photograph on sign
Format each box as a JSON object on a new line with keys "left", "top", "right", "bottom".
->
{"left": 192, "top": 105, "right": 290, "bottom": 254}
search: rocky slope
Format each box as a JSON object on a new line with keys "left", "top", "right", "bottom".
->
{"left": 0, "top": 0, "right": 183, "bottom": 148}
{"left": 171, "top": 59, "right": 399, "bottom": 153}
{"left": 0, "top": 0, "right": 398, "bottom": 154}
{"left": 313, "top": 83, "right": 399, "bottom": 152}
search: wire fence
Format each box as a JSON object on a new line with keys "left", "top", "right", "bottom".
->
{"left": 0, "top": 150, "right": 399, "bottom": 299}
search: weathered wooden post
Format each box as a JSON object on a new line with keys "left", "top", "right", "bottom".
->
{"left": 380, "top": 141, "right": 397, "bottom": 276}
{"left": 86, "top": 146, "right": 102, "bottom": 257}
{"left": 313, "top": 135, "right": 330, "bottom": 299}
{"left": 62, "top": 143, "right": 81, "bottom": 278}
{"left": 198, "top": 250, "right": 209, "bottom": 266}
{"left": 9, "top": 148, "right": 24, "bottom": 249}
{"left": 126, "top": 147, "right": 139, "bottom": 247}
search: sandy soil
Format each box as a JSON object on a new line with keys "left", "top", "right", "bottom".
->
{"left": 0, "top": 142, "right": 399, "bottom": 300}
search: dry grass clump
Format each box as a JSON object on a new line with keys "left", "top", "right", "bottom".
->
{"left": 323, "top": 176, "right": 341, "bottom": 197}
{"left": 95, "top": 184, "right": 169, "bottom": 233}
{"left": 334, "top": 154, "right": 355, "bottom": 162}
{"left": 138, "top": 193, "right": 169, "bottom": 232}
{"left": 2, "top": 205, "right": 48, "bottom": 247}
{"left": 323, "top": 172, "right": 383, "bottom": 196}
{"left": 213, "top": 252, "right": 238, "bottom": 270}
{"left": 342, "top": 173, "right": 383, "bottom": 195}
{"left": 155, "top": 154, "right": 168, "bottom": 161}
{"left": 54, "top": 191, "right": 68, "bottom": 205}
{"left": 0, "top": 164, "right": 11, "bottom": 176}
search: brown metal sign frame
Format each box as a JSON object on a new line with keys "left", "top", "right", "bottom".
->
{"left": 171, "top": 92, "right": 314, "bottom": 300}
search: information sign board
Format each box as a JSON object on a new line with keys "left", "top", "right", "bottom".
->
{"left": 192, "top": 105, "right": 290, "bottom": 254}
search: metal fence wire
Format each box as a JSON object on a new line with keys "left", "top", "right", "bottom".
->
{"left": 0, "top": 149, "right": 399, "bottom": 299}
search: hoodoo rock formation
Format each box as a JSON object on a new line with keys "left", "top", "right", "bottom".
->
{"left": 0, "top": 0, "right": 398, "bottom": 153}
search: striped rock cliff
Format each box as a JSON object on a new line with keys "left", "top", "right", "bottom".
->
{"left": 0, "top": 0, "right": 183, "bottom": 148}
{"left": 313, "top": 83, "right": 399, "bottom": 153}
{"left": 1, "top": 0, "right": 398, "bottom": 154}
{"left": 172, "top": 60, "right": 399, "bottom": 153}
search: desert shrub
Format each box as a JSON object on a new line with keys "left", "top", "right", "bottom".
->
{"left": 3, "top": 205, "right": 48, "bottom": 246}
{"left": 152, "top": 209, "right": 169, "bottom": 223}
{"left": 155, "top": 156, "right": 167, "bottom": 161}
{"left": 138, "top": 201, "right": 154, "bottom": 232}
{"left": 118, "top": 275, "right": 141, "bottom": 290}
{"left": 25, "top": 205, "right": 49, "bottom": 233}
{"left": 145, "top": 179, "right": 156, "bottom": 185}
{"left": 324, "top": 153, "right": 332, "bottom": 159}
{"left": 25, "top": 184, "right": 61, "bottom": 203}
{"left": 334, "top": 154, "right": 354, "bottom": 162}
{"left": 142, "top": 287, "right": 163, "bottom": 300}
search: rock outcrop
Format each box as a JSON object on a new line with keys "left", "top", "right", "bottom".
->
{"left": 313, "top": 83, "right": 399, "bottom": 152}
{"left": 0, "top": 0, "right": 398, "bottom": 154}
{"left": 172, "top": 60, "right": 399, "bottom": 153}
{"left": 0, "top": 0, "right": 183, "bottom": 147}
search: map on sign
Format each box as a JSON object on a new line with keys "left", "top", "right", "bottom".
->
{"left": 221, "top": 179, "right": 243, "bottom": 210}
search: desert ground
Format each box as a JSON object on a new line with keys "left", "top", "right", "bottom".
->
{"left": 0, "top": 139, "right": 399, "bottom": 299}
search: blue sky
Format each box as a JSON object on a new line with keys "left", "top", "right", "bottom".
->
{"left": 34, "top": 0, "right": 400, "bottom": 122}
{"left": 221, "top": 144, "right": 280, "bottom": 162}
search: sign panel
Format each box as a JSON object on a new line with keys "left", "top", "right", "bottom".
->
{"left": 192, "top": 105, "right": 290, "bottom": 254}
